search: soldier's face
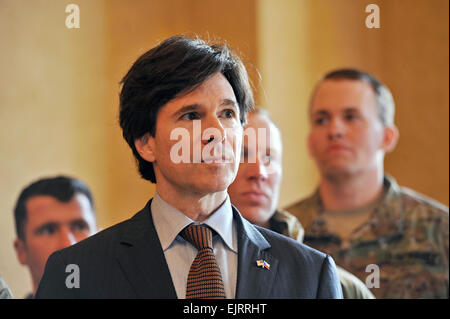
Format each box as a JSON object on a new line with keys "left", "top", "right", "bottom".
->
{"left": 14, "top": 194, "right": 97, "bottom": 292}
{"left": 228, "top": 113, "right": 283, "bottom": 227}
{"left": 308, "top": 79, "right": 387, "bottom": 177}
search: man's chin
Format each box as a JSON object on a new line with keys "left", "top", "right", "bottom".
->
{"left": 235, "top": 203, "right": 266, "bottom": 215}
{"left": 191, "top": 179, "right": 232, "bottom": 195}
{"left": 239, "top": 209, "right": 271, "bottom": 227}
{"left": 323, "top": 165, "right": 356, "bottom": 181}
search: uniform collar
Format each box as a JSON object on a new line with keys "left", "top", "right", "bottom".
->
{"left": 309, "top": 175, "right": 405, "bottom": 236}
{"left": 313, "top": 175, "right": 400, "bottom": 213}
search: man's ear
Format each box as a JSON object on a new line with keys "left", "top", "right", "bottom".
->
{"left": 14, "top": 238, "right": 28, "bottom": 265}
{"left": 134, "top": 133, "right": 156, "bottom": 162}
{"left": 381, "top": 125, "right": 399, "bottom": 153}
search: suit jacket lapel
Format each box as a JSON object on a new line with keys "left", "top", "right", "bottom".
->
{"left": 116, "top": 200, "right": 177, "bottom": 298}
{"left": 233, "top": 207, "right": 279, "bottom": 299}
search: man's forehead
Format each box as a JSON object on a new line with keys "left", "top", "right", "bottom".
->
{"left": 25, "top": 194, "right": 93, "bottom": 223}
{"left": 247, "top": 113, "right": 271, "bottom": 129}
{"left": 311, "top": 79, "right": 377, "bottom": 112}
{"left": 244, "top": 113, "right": 282, "bottom": 149}
{"left": 162, "top": 73, "right": 237, "bottom": 112}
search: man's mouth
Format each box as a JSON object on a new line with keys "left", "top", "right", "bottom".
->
{"left": 241, "top": 191, "right": 269, "bottom": 203}
{"left": 327, "top": 144, "right": 351, "bottom": 153}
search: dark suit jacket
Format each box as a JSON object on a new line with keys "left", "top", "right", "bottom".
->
{"left": 36, "top": 199, "right": 342, "bottom": 298}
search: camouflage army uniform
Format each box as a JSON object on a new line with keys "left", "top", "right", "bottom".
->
{"left": 286, "top": 175, "right": 449, "bottom": 299}
{"left": 270, "top": 209, "right": 375, "bottom": 299}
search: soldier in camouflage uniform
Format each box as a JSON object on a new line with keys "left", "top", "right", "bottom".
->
{"left": 286, "top": 68, "right": 449, "bottom": 298}
{"left": 287, "top": 175, "right": 449, "bottom": 298}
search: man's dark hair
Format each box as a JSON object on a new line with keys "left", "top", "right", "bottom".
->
{"left": 315, "top": 68, "right": 395, "bottom": 126}
{"left": 119, "top": 35, "right": 254, "bottom": 183}
{"left": 14, "top": 176, "right": 95, "bottom": 241}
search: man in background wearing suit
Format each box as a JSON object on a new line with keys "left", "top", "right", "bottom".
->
{"left": 36, "top": 36, "right": 342, "bottom": 299}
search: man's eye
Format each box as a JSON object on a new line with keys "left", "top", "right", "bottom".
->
{"left": 262, "top": 154, "right": 272, "bottom": 165}
{"left": 345, "top": 114, "right": 358, "bottom": 121}
{"left": 181, "top": 112, "right": 200, "bottom": 120}
{"left": 222, "top": 109, "right": 236, "bottom": 118}
{"left": 71, "top": 222, "right": 88, "bottom": 232}
{"left": 37, "top": 225, "right": 57, "bottom": 236}
{"left": 314, "top": 117, "right": 328, "bottom": 125}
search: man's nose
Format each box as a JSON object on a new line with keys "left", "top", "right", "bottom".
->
{"left": 58, "top": 228, "right": 77, "bottom": 248}
{"left": 202, "top": 116, "right": 226, "bottom": 145}
{"left": 247, "top": 155, "right": 269, "bottom": 181}
{"left": 327, "top": 118, "right": 345, "bottom": 140}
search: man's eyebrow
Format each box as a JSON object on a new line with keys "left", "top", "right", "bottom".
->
{"left": 221, "top": 99, "right": 238, "bottom": 108}
{"left": 70, "top": 219, "right": 89, "bottom": 226}
{"left": 311, "top": 109, "right": 330, "bottom": 117}
{"left": 172, "top": 104, "right": 201, "bottom": 119}
{"left": 313, "top": 106, "right": 360, "bottom": 113}
{"left": 343, "top": 107, "right": 360, "bottom": 113}
{"left": 173, "top": 99, "right": 238, "bottom": 119}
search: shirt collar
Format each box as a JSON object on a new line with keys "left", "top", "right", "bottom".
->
{"left": 204, "top": 196, "right": 237, "bottom": 253}
{"left": 151, "top": 193, "right": 237, "bottom": 253}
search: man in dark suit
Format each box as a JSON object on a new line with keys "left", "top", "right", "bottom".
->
{"left": 36, "top": 35, "right": 342, "bottom": 299}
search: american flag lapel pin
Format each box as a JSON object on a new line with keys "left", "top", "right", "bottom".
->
{"left": 256, "top": 259, "right": 270, "bottom": 270}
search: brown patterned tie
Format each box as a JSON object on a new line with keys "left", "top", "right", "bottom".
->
{"left": 182, "top": 224, "right": 226, "bottom": 299}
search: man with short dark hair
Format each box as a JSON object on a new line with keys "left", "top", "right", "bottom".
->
{"left": 13, "top": 175, "right": 97, "bottom": 298}
{"left": 36, "top": 36, "right": 342, "bottom": 299}
{"left": 286, "top": 68, "right": 449, "bottom": 298}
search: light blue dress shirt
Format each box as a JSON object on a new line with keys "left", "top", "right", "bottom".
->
{"left": 151, "top": 193, "right": 238, "bottom": 299}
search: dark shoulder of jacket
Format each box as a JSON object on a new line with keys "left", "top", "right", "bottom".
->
{"left": 51, "top": 208, "right": 147, "bottom": 262}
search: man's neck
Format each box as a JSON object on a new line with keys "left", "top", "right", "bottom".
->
{"left": 319, "top": 168, "right": 384, "bottom": 211}
{"left": 155, "top": 184, "right": 228, "bottom": 222}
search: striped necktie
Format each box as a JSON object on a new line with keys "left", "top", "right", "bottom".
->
{"left": 182, "top": 224, "right": 226, "bottom": 299}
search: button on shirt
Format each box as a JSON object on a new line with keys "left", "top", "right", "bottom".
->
{"left": 151, "top": 193, "right": 238, "bottom": 299}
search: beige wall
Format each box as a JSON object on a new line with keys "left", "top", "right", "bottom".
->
{"left": 0, "top": 0, "right": 448, "bottom": 298}
{"left": 380, "top": 0, "right": 449, "bottom": 205}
